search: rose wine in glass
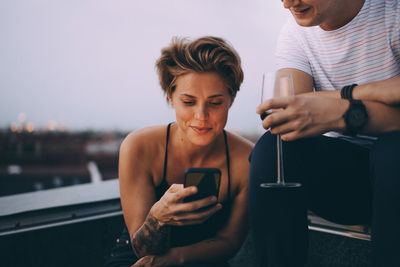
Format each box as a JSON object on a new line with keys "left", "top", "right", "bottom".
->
{"left": 260, "top": 71, "right": 301, "bottom": 188}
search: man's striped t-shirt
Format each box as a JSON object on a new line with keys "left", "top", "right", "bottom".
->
{"left": 275, "top": 0, "right": 400, "bottom": 92}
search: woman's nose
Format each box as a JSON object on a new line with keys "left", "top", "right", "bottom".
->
{"left": 194, "top": 104, "right": 209, "bottom": 120}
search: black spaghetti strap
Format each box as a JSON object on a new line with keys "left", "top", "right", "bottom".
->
{"left": 162, "top": 123, "right": 173, "bottom": 181}
{"left": 162, "top": 124, "right": 231, "bottom": 201}
{"left": 223, "top": 130, "right": 231, "bottom": 201}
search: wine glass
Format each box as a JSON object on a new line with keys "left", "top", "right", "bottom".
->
{"left": 259, "top": 71, "right": 301, "bottom": 188}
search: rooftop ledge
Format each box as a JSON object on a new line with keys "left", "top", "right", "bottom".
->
{"left": 0, "top": 178, "right": 370, "bottom": 242}
{"left": 0, "top": 179, "right": 122, "bottom": 236}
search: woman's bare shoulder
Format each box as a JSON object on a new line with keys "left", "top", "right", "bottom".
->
{"left": 119, "top": 125, "right": 168, "bottom": 185}
{"left": 120, "top": 125, "right": 167, "bottom": 157}
{"left": 225, "top": 131, "right": 254, "bottom": 156}
{"left": 224, "top": 131, "right": 254, "bottom": 192}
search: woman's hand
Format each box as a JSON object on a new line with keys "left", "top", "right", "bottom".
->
{"left": 150, "top": 184, "right": 222, "bottom": 226}
{"left": 131, "top": 255, "right": 156, "bottom": 267}
{"left": 131, "top": 255, "right": 169, "bottom": 267}
{"left": 257, "top": 94, "right": 349, "bottom": 141}
{"left": 131, "top": 184, "right": 221, "bottom": 257}
{"left": 131, "top": 247, "right": 183, "bottom": 267}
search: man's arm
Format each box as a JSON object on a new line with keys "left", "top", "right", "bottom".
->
{"left": 304, "top": 74, "right": 400, "bottom": 135}
{"left": 259, "top": 69, "right": 400, "bottom": 140}
{"left": 355, "top": 76, "right": 400, "bottom": 105}
{"left": 311, "top": 76, "right": 400, "bottom": 106}
{"left": 280, "top": 68, "right": 314, "bottom": 94}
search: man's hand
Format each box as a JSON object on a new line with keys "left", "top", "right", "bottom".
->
{"left": 257, "top": 94, "right": 349, "bottom": 141}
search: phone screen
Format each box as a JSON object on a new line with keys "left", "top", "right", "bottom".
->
{"left": 184, "top": 168, "right": 221, "bottom": 202}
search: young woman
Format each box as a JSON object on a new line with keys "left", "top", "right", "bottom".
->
{"left": 106, "top": 36, "right": 253, "bottom": 267}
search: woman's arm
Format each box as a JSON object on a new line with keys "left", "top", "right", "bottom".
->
{"left": 143, "top": 181, "right": 249, "bottom": 267}
{"left": 120, "top": 128, "right": 222, "bottom": 259}
{"left": 140, "top": 138, "right": 253, "bottom": 266}
{"left": 119, "top": 130, "right": 170, "bottom": 257}
{"left": 131, "top": 184, "right": 221, "bottom": 258}
{"left": 130, "top": 209, "right": 171, "bottom": 257}
{"left": 166, "top": 180, "right": 249, "bottom": 265}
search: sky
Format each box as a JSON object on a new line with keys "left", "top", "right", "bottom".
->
{"left": 0, "top": 0, "right": 290, "bottom": 134}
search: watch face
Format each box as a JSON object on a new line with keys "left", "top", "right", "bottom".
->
{"left": 349, "top": 108, "right": 367, "bottom": 128}
{"left": 346, "top": 100, "right": 368, "bottom": 135}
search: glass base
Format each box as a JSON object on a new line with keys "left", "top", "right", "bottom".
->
{"left": 260, "top": 182, "right": 302, "bottom": 188}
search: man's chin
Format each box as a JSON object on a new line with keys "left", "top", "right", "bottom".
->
{"left": 294, "top": 18, "right": 316, "bottom": 27}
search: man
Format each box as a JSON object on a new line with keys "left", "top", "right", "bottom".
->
{"left": 249, "top": 0, "right": 400, "bottom": 266}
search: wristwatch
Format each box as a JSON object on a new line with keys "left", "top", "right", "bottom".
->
{"left": 343, "top": 99, "right": 368, "bottom": 136}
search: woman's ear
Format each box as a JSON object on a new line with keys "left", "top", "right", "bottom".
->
{"left": 167, "top": 94, "right": 174, "bottom": 107}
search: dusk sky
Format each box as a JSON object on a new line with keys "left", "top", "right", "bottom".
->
{"left": 0, "top": 0, "right": 290, "bottom": 134}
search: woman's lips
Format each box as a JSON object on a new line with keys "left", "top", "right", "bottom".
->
{"left": 191, "top": 126, "right": 212, "bottom": 134}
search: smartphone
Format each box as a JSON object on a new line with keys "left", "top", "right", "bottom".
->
{"left": 184, "top": 168, "right": 221, "bottom": 202}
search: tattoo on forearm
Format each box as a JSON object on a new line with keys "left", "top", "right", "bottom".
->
{"left": 131, "top": 212, "right": 171, "bottom": 257}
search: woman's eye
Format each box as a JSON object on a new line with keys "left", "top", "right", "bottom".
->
{"left": 210, "top": 101, "right": 222, "bottom": 106}
{"left": 183, "top": 101, "right": 195, "bottom": 105}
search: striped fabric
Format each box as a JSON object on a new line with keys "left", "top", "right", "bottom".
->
{"left": 275, "top": 0, "right": 400, "bottom": 92}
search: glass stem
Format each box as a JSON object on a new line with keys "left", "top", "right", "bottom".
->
{"left": 277, "top": 135, "right": 285, "bottom": 184}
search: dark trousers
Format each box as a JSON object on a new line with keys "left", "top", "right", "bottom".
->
{"left": 248, "top": 131, "right": 400, "bottom": 267}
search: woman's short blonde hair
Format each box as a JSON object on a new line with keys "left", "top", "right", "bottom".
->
{"left": 155, "top": 36, "right": 244, "bottom": 103}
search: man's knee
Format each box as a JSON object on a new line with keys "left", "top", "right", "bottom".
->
{"left": 249, "top": 131, "right": 275, "bottom": 161}
{"left": 371, "top": 131, "right": 400, "bottom": 192}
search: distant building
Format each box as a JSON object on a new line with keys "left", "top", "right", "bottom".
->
{"left": 0, "top": 129, "right": 126, "bottom": 197}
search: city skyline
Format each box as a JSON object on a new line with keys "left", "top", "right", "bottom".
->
{"left": 0, "top": 0, "right": 290, "bottom": 134}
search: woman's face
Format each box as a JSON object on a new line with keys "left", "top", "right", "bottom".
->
{"left": 169, "top": 72, "right": 232, "bottom": 146}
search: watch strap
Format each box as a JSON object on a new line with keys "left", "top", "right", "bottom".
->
{"left": 340, "top": 83, "right": 358, "bottom": 100}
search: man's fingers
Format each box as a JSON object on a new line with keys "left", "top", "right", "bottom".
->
{"left": 257, "top": 97, "right": 290, "bottom": 114}
{"left": 262, "top": 108, "right": 292, "bottom": 130}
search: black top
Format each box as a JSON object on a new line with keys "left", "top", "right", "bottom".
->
{"left": 155, "top": 122, "right": 232, "bottom": 247}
